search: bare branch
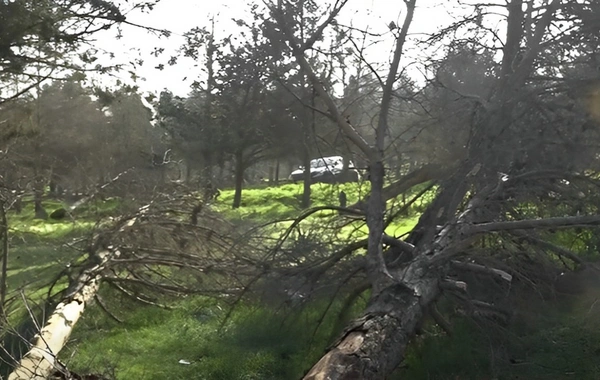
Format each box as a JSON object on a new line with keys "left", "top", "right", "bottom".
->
{"left": 429, "top": 303, "right": 452, "bottom": 336}
{"left": 469, "top": 215, "right": 600, "bottom": 234}
{"left": 376, "top": 0, "right": 417, "bottom": 151}
{"left": 267, "top": 2, "right": 372, "bottom": 156}
{"left": 300, "top": 0, "right": 350, "bottom": 52}
{"left": 451, "top": 260, "right": 513, "bottom": 283}
{"left": 93, "top": 294, "right": 123, "bottom": 323}
{"left": 511, "top": 231, "right": 585, "bottom": 267}
{"left": 382, "top": 234, "right": 415, "bottom": 255}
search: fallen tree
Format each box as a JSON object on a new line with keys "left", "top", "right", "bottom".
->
{"left": 6, "top": 193, "right": 238, "bottom": 379}
{"left": 7, "top": 210, "right": 146, "bottom": 379}
{"left": 258, "top": 0, "right": 600, "bottom": 378}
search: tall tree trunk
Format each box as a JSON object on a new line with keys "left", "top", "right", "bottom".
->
{"left": 268, "top": 163, "right": 274, "bottom": 185}
{"left": 184, "top": 162, "right": 192, "bottom": 183}
{"left": 13, "top": 198, "right": 22, "bottom": 214}
{"left": 0, "top": 201, "right": 8, "bottom": 316}
{"left": 275, "top": 159, "right": 280, "bottom": 185}
{"left": 232, "top": 151, "right": 245, "bottom": 209}
{"left": 33, "top": 182, "right": 47, "bottom": 220}
{"left": 301, "top": 149, "right": 311, "bottom": 209}
{"left": 341, "top": 155, "right": 350, "bottom": 183}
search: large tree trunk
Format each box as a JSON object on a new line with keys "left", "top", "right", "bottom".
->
{"left": 0, "top": 201, "right": 8, "bottom": 316}
{"left": 8, "top": 276, "right": 100, "bottom": 380}
{"left": 33, "top": 192, "right": 47, "bottom": 220}
{"left": 304, "top": 262, "right": 440, "bottom": 379}
{"left": 33, "top": 169, "right": 47, "bottom": 219}
{"left": 8, "top": 213, "right": 143, "bottom": 379}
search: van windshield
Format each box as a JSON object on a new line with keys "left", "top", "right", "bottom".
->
{"left": 310, "top": 159, "right": 325, "bottom": 168}
{"left": 310, "top": 157, "right": 342, "bottom": 169}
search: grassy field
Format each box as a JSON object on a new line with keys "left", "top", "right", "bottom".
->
{"left": 215, "top": 182, "right": 428, "bottom": 240}
{"left": 0, "top": 185, "right": 390, "bottom": 379}
{"left": 59, "top": 182, "right": 423, "bottom": 379}
{"left": 4, "top": 184, "right": 600, "bottom": 379}
{"left": 62, "top": 295, "right": 365, "bottom": 379}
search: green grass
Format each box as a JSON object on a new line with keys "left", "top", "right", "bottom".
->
{"left": 398, "top": 310, "right": 600, "bottom": 380}
{"left": 1, "top": 182, "right": 427, "bottom": 379}
{"left": 62, "top": 294, "right": 364, "bottom": 380}
{"left": 3, "top": 197, "right": 113, "bottom": 300}
{"left": 53, "top": 182, "right": 424, "bottom": 378}
{"left": 52, "top": 182, "right": 427, "bottom": 379}
{"left": 215, "top": 182, "right": 370, "bottom": 220}
{"left": 215, "top": 182, "right": 426, "bottom": 243}
{"left": 7, "top": 183, "right": 600, "bottom": 379}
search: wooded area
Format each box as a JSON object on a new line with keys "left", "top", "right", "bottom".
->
{"left": 1, "top": 0, "right": 600, "bottom": 379}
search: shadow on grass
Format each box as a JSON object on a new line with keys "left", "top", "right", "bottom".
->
{"left": 62, "top": 294, "right": 366, "bottom": 380}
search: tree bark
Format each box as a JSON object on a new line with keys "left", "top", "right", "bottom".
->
{"left": 8, "top": 277, "right": 100, "bottom": 380}
{"left": 33, "top": 175, "right": 47, "bottom": 220}
{"left": 304, "top": 262, "right": 440, "bottom": 380}
{"left": 8, "top": 213, "right": 144, "bottom": 379}
{"left": 302, "top": 150, "right": 311, "bottom": 209}
{"left": 7, "top": 245, "right": 120, "bottom": 380}
{"left": 0, "top": 201, "right": 8, "bottom": 316}
{"left": 33, "top": 195, "right": 47, "bottom": 220}
{"left": 232, "top": 151, "right": 245, "bottom": 209}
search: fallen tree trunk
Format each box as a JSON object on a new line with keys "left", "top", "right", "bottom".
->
{"left": 7, "top": 248, "right": 113, "bottom": 380}
{"left": 8, "top": 213, "right": 142, "bottom": 379}
{"left": 303, "top": 262, "right": 440, "bottom": 380}
{"left": 8, "top": 276, "right": 101, "bottom": 379}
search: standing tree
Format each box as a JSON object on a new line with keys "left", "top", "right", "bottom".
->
{"left": 214, "top": 40, "right": 273, "bottom": 208}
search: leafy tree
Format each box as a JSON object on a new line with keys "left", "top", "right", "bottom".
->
{"left": 0, "top": 0, "right": 159, "bottom": 104}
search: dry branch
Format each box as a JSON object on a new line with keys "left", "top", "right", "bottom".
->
{"left": 382, "top": 234, "right": 415, "bottom": 255}
{"left": 512, "top": 231, "right": 585, "bottom": 266}
{"left": 469, "top": 215, "right": 600, "bottom": 234}
{"left": 451, "top": 260, "right": 513, "bottom": 283}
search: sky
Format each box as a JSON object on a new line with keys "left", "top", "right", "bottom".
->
{"left": 92, "top": 0, "right": 478, "bottom": 97}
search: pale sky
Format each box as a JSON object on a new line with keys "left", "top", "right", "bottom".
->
{"left": 91, "top": 0, "right": 481, "bottom": 97}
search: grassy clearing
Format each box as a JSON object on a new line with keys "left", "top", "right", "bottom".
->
{"left": 56, "top": 183, "right": 428, "bottom": 378}
{"left": 215, "top": 182, "right": 371, "bottom": 220}
{"left": 2, "top": 183, "right": 428, "bottom": 379}
{"left": 63, "top": 293, "right": 365, "bottom": 380}
{"left": 215, "top": 182, "right": 428, "bottom": 241}
{"left": 6, "top": 184, "right": 600, "bottom": 379}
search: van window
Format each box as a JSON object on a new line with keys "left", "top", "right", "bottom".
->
{"left": 310, "top": 159, "right": 325, "bottom": 168}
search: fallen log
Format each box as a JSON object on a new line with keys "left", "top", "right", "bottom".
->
{"left": 8, "top": 212, "right": 143, "bottom": 379}
{"left": 8, "top": 250, "right": 111, "bottom": 380}
{"left": 303, "top": 264, "right": 440, "bottom": 380}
